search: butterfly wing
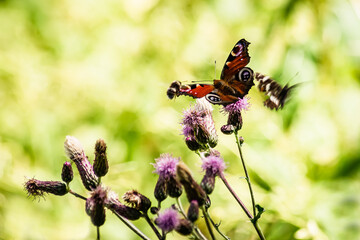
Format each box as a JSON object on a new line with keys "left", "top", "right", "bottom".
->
{"left": 167, "top": 81, "right": 215, "bottom": 100}
{"left": 255, "top": 72, "right": 298, "bottom": 110}
{"left": 220, "top": 39, "right": 251, "bottom": 81}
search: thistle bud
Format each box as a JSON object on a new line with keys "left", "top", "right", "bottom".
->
{"left": 239, "top": 136, "right": 245, "bottom": 145}
{"left": 175, "top": 219, "right": 193, "bottom": 236}
{"left": 154, "top": 177, "right": 167, "bottom": 203}
{"left": 185, "top": 137, "right": 201, "bottom": 151}
{"left": 176, "top": 162, "right": 207, "bottom": 206}
{"left": 107, "top": 201, "right": 141, "bottom": 220}
{"left": 221, "top": 124, "right": 234, "bottom": 135}
{"left": 187, "top": 200, "right": 199, "bottom": 222}
{"left": 86, "top": 186, "right": 107, "bottom": 227}
{"left": 123, "top": 190, "right": 151, "bottom": 213}
{"left": 25, "top": 178, "right": 68, "bottom": 198}
{"left": 64, "top": 136, "right": 98, "bottom": 191}
{"left": 167, "top": 176, "right": 183, "bottom": 198}
{"left": 200, "top": 173, "right": 216, "bottom": 195}
{"left": 93, "top": 139, "right": 108, "bottom": 177}
{"left": 61, "top": 161, "right": 73, "bottom": 184}
{"left": 150, "top": 207, "right": 159, "bottom": 215}
{"left": 227, "top": 111, "right": 243, "bottom": 131}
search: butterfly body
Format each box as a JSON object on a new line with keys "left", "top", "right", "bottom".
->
{"left": 167, "top": 38, "right": 296, "bottom": 109}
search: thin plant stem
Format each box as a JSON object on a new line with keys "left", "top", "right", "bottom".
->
{"left": 143, "top": 213, "right": 163, "bottom": 240}
{"left": 201, "top": 206, "right": 216, "bottom": 240}
{"left": 97, "top": 226, "right": 100, "bottom": 240}
{"left": 219, "top": 173, "right": 252, "bottom": 219}
{"left": 234, "top": 131, "right": 256, "bottom": 217}
{"left": 69, "top": 189, "right": 87, "bottom": 200}
{"left": 203, "top": 207, "right": 230, "bottom": 240}
{"left": 109, "top": 209, "right": 151, "bottom": 240}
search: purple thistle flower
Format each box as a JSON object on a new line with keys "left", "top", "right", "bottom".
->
{"left": 222, "top": 96, "right": 251, "bottom": 114}
{"left": 152, "top": 154, "right": 179, "bottom": 179}
{"left": 201, "top": 155, "right": 226, "bottom": 176}
{"left": 155, "top": 208, "right": 180, "bottom": 233}
{"left": 181, "top": 98, "right": 218, "bottom": 149}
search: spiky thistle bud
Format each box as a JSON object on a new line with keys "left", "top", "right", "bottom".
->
{"left": 175, "top": 219, "right": 193, "bottom": 236}
{"left": 176, "top": 162, "right": 207, "bottom": 206}
{"left": 86, "top": 186, "right": 107, "bottom": 227}
{"left": 25, "top": 178, "right": 68, "bottom": 199}
{"left": 105, "top": 191, "right": 141, "bottom": 220}
{"left": 123, "top": 190, "right": 151, "bottom": 213}
{"left": 61, "top": 161, "right": 73, "bottom": 184}
{"left": 154, "top": 177, "right": 167, "bottom": 203}
{"left": 187, "top": 200, "right": 199, "bottom": 222}
{"left": 167, "top": 176, "right": 183, "bottom": 198}
{"left": 185, "top": 136, "right": 201, "bottom": 151}
{"left": 64, "top": 136, "right": 98, "bottom": 191}
{"left": 93, "top": 139, "right": 108, "bottom": 177}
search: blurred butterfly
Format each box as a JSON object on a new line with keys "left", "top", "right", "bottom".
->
{"left": 167, "top": 39, "right": 297, "bottom": 110}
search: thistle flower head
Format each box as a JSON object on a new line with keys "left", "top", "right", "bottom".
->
{"left": 181, "top": 98, "right": 218, "bottom": 149}
{"left": 152, "top": 154, "right": 179, "bottom": 179}
{"left": 222, "top": 96, "right": 251, "bottom": 114}
{"left": 123, "top": 190, "right": 151, "bottom": 212}
{"left": 155, "top": 208, "right": 180, "bottom": 233}
{"left": 201, "top": 155, "right": 226, "bottom": 176}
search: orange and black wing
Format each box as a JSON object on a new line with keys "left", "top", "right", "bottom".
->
{"left": 220, "top": 39, "right": 251, "bottom": 81}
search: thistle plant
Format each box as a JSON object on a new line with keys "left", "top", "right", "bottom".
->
{"left": 24, "top": 96, "right": 266, "bottom": 239}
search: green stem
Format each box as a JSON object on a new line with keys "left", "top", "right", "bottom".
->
{"left": 97, "top": 226, "right": 100, "bottom": 240}
{"left": 144, "top": 213, "right": 163, "bottom": 240}
{"left": 234, "top": 131, "right": 256, "bottom": 217}
{"left": 203, "top": 207, "right": 230, "bottom": 240}
{"left": 69, "top": 189, "right": 87, "bottom": 200}
{"left": 201, "top": 206, "right": 216, "bottom": 240}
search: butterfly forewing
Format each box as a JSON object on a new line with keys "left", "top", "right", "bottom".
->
{"left": 220, "top": 39, "right": 251, "bottom": 81}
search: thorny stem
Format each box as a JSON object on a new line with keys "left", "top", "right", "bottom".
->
{"left": 144, "top": 213, "right": 163, "bottom": 240}
{"left": 203, "top": 208, "right": 230, "bottom": 240}
{"left": 234, "top": 131, "right": 256, "bottom": 218}
{"left": 176, "top": 198, "right": 206, "bottom": 240}
{"left": 201, "top": 206, "right": 215, "bottom": 240}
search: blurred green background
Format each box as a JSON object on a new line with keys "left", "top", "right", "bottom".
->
{"left": 0, "top": 0, "right": 359, "bottom": 239}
